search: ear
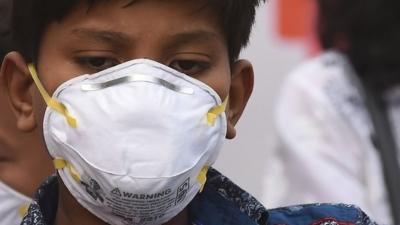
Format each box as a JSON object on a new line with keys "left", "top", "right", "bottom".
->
{"left": 0, "top": 52, "right": 37, "bottom": 132}
{"left": 226, "top": 59, "right": 254, "bottom": 139}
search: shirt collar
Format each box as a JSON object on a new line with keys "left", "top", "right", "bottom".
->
{"left": 189, "top": 168, "right": 269, "bottom": 225}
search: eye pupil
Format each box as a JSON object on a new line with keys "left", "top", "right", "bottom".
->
{"left": 178, "top": 61, "right": 196, "bottom": 70}
{"left": 169, "top": 59, "right": 209, "bottom": 76}
{"left": 89, "top": 58, "right": 106, "bottom": 67}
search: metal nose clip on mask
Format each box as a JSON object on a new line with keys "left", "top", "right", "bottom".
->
{"left": 28, "top": 59, "right": 228, "bottom": 225}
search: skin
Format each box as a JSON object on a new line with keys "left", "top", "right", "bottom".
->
{"left": 0, "top": 68, "right": 53, "bottom": 198}
{"left": 1, "top": 0, "right": 254, "bottom": 224}
{"left": 0, "top": 0, "right": 53, "bottom": 201}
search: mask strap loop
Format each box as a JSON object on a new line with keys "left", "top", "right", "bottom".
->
{"left": 197, "top": 165, "right": 209, "bottom": 193}
{"left": 27, "top": 64, "right": 77, "bottom": 128}
{"left": 207, "top": 96, "right": 228, "bottom": 126}
{"left": 53, "top": 158, "right": 82, "bottom": 183}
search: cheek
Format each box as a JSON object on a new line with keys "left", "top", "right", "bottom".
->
{"left": 208, "top": 66, "right": 231, "bottom": 100}
{"left": 211, "top": 52, "right": 231, "bottom": 100}
{"left": 37, "top": 60, "right": 74, "bottom": 96}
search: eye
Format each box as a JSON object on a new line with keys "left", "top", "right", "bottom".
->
{"left": 169, "top": 60, "right": 210, "bottom": 76}
{"left": 77, "top": 57, "right": 119, "bottom": 72}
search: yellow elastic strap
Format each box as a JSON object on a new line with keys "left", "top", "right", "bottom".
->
{"left": 18, "top": 204, "right": 29, "bottom": 218}
{"left": 207, "top": 96, "right": 228, "bottom": 126}
{"left": 27, "top": 64, "right": 77, "bottom": 128}
{"left": 53, "top": 158, "right": 81, "bottom": 183}
{"left": 197, "top": 165, "right": 209, "bottom": 193}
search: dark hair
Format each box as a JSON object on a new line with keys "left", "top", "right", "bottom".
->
{"left": 0, "top": 0, "right": 13, "bottom": 60}
{"left": 12, "top": 0, "right": 264, "bottom": 64}
{"left": 317, "top": 0, "right": 400, "bottom": 90}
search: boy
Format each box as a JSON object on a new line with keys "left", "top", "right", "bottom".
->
{"left": 0, "top": 0, "right": 53, "bottom": 224}
{"left": 1, "top": 0, "right": 376, "bottom": 224}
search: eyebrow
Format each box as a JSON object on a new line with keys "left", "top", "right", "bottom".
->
{"left": 70, "top": 28, "right": 220, "bottom": 51}
{"left": 164, "top": 30, "right": 220, "bottom": 51}
{"left": 71, "top": 28, "right": 131, "bottom": 47}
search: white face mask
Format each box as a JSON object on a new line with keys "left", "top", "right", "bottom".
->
{"left": 0, "top": 180, "right": 31, "bottom": 225}
{"left": 28, "top": 59, "right": 227, "bottom": 225}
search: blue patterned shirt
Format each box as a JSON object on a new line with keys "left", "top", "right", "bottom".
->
{"left": 21, "top": 168, "right": 377, "bottom": 225}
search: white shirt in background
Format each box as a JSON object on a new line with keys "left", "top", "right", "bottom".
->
{"left": 265, "top": 51, "right": 393, "bottom": 225}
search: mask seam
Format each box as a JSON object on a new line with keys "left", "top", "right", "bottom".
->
{"left": 45, "top": 115, "right": 227, "bottom": 179}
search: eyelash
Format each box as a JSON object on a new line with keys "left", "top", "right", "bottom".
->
{"left": 169, "top": 59, "right": 210, "bottom": 76}
{"left": 74, "top": 56, "right": 211, "bottom": 76}
{"left": 75, "top": 56, "right": 120, "bottom": 72}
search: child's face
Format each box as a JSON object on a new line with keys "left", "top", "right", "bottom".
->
{"left": 3, "top": 0, "right": 254, "bottom": 141}
{"left": 37, "top": 0, "right": 230, "bottom": 101}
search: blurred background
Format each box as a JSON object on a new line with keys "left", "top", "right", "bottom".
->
{"left": 214, "top": 0, "right": 318, "bottom": 207}
{"left": 1, "top": 0, "right": 398, "bottom": 224}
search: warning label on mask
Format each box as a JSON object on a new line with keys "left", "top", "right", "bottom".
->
{"left": 103, "top": 178, "right": 190, "bottom": 224}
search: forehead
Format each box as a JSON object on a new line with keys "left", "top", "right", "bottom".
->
{"left": 36, "top": 0, "right": 231, "bottom": 97}
{"left": 41, "top": 0, "right": 225, "bottom": 47}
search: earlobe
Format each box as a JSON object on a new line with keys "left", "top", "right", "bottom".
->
{"left": 1, "top": 52, "right": 37, "bottom": 132}
{"left": 226, "top": 59, "right": 254, "bottom": 139}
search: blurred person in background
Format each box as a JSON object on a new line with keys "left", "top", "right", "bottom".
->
{"left": 273, "top": 0, "right": 400, "bottom": 224}
{"left": 0, "top": 0, "right": 53, "bottom": 224}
